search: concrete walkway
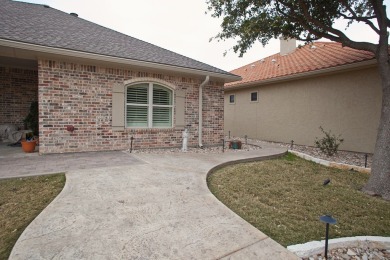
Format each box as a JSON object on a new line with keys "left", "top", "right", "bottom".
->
{"left": 9, "top": 148, "right": 299, "bottom": 260}
{"left": 0, "top": 149, "right": 144, "bottom": 179}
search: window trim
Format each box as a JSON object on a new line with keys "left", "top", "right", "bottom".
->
{"left": 125, "top": 82, "right": 174, "bottom": 129}
{"left": 250, "top": 91, "right": 258, "bottom": 102}
{"left": 229, "top": 94, "right": 235, "bottom": 104}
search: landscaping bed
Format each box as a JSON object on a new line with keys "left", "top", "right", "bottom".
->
{"left": 246, "top": 138, "right": 373, "bottom": 168}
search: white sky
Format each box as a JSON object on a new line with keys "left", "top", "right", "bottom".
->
{"left": 19, "top": 0, "right": 389, "bottom": 72}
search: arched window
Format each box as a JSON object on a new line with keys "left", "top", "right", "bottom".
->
{"left": 126, "top": 83, "right": 173, "bottom": 128}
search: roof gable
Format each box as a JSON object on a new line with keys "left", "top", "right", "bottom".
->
{"left": 226, "top": 42, "right": 375, "bottom": 89}
{"left": 0, "top": 0, "right": 237, "bottom": 78}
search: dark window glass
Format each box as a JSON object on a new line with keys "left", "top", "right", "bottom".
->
{"left": 251, "top": 92, "right": 258, "bottom": 102}
{"left": 229, "top": 95, "right": 235, "bottom": 103}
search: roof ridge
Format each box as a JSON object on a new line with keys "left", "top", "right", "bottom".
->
{"left": 1, "top": 0, "right": 236, "bottom": 77}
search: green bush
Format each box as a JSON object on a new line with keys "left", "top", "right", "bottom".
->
{"left": 315, "top": 126, "right": 344, "bottom": 156}
{"left": 23, "top": 101, "right": 39, "bottom": 136}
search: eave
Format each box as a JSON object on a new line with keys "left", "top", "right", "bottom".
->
{"left": 225, "top": 59, "right": 377, "bottom": 91}
{"left": 0, "top": 38, "right": 242, "bottom": 83}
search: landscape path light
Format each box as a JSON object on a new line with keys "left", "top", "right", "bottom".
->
{"left": 365, "top": 153, "right": 368, "bottom": 168}
{"left": 320, "top": 214, "right": 337, "bottom": 259}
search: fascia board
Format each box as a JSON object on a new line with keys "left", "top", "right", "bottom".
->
{"left": 0, "top": 38, "right": 242, "bottom": 83}
{"left": 225, "top": 59, "right": 377, "bottom": 91}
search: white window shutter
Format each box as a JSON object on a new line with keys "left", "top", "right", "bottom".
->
{"left": 112, "top": 83, "right": 125, "bottom": 131}
{"left": 175, "top": 89, "right": 185, "bottom": 128}
{"left": 126, "top": 85, "right": 149, "bottom": 127}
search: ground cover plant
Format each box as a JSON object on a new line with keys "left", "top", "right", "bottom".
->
{"left": 207, "top": 153, "right": 390, "bottom": 246}
{"left": 0, "top": 174, "right": 65, "bottom": 259}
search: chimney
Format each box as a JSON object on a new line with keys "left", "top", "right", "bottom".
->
{"left": 280, "top": 37, "right": 296, "bottom": 55}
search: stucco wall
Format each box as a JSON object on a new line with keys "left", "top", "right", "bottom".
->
{"left": 38, "top": 59, "right": 224, "bottom": 154}
{"left": 0, "top": 66, "right": 38, "bottom": 129}
{"left": 225, "top": 67, "right": 381, "bottom": 153}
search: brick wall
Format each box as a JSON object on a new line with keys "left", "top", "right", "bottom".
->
{"left": 203, "top": 83, "right": 224, "bottom": 145}
{"left": 0, "top": 66, "right": 38, "bottom": 129}
{"left": 38, "top": 59, "right": 224, "bottom": 154}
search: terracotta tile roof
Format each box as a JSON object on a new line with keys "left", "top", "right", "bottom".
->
{"left": 0, "top": 0, "right": 235, "bottom": 77}
{"left": 225, "top": 42, "right": 375, "bottom": 89}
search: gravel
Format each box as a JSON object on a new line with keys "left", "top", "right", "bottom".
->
{"left": 131, "top": 138, "right": 373, "bottom": 169}
{"left": 130, "top": 141, "right": 261, "bottom": 154}
{"left": 245, "top": 138, "right": 373, "bottom": 168}
{"left": 302, "top": 247, "right": 390, "bottom": 260}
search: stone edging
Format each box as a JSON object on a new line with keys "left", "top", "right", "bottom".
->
{"left": 288, "top": 150, "right": 371, "bottom": 174}
{"left": 206, "top": 151, "right": 287, "bottom": 179}
{"left": 287, "top": 236, "right": 390, "bottom": 258}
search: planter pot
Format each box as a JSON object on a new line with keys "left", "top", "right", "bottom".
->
{"left": 21, "top": 140, "right": 37, "bottom": 153}
{"left": 229, "top": 140, "right": 242, "bottom": 149}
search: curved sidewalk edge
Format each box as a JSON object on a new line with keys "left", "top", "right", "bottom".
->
{"left": 204, "top": 150, "right": 299, "bottom": 259}
{"left": 288, "top": 150, "right": 371, "bottom": 174}
{"left": 206, "top": 152, "right": 287, "bottom": 178}
{"left": 287, "top": 236, "right": 390, "bottom": 258}
{"left": 10, "top": 148, "right": 300, "bottom": 260}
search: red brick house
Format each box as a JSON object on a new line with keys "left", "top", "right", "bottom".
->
{"left": 0, "top": 0, "right": 239, "bottom": 154}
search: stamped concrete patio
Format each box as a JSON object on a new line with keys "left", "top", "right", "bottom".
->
{"left": 6, "top": 147, "right": 299, "bottom": 259}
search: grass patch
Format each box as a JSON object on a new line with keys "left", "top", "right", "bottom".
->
{"left": 0, "top": 174, "right": 65, "bottom": 259}
{"left": 207, "top": 153, "right": 390, "bottom": 247}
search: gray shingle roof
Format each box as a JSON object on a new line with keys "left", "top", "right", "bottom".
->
{"left": 0, "top": 0, "right": 235, "bottom": 77}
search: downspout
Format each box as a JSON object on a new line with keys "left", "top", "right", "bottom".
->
{"left": 198, "top": 75, "right": 210, "bottom": 148}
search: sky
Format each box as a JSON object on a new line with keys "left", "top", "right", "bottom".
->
{"left": 17, "top": 0, "right": 389, "bottom": 72}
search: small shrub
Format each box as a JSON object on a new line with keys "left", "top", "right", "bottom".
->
{"left": 23, "top": 101, "right": 39, "bottom": 136}
{"left": 315, "top": 126, "right": 344, "bottom": 156}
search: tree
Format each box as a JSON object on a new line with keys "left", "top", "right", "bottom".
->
{"left": 207, "top": 0, "right": 390, "bottom": 200}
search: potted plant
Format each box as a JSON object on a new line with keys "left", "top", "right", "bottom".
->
{"left": 21, "top": 132, "right": 36, "bottom": 153}
{"left": 21, "top": 101, "right": 38, "bottom": 153}
{"left": 23, "top": 101, "right": 39, "bottom": 135}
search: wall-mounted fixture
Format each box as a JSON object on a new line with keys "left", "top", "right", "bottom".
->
{"left": 66, "top": 125, "right": 75, "bottom": 132}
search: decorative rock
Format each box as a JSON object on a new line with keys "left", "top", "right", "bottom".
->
{"left": 248, "top": 138, "right": 374, "bottom": 168}
{"left": 347, "top": 249, "right": 357, "bottom": 256}
{"left": 300, "top": 247, "right": 390, "bottom": 260}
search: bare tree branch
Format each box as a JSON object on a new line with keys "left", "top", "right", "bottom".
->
{"left": 338, "top": 12, "right": 380, "bottom": 34}
{"left": 338, "top": 0, "right": 380, "bottom": 34}
{"left": 297, "top": 0, "right": 377, "bottom": 53}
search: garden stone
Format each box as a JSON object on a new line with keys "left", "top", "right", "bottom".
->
{"left": 347, "top": 249, "right": 357, "bottom": 256}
